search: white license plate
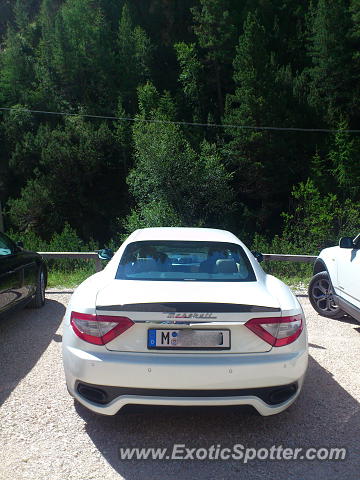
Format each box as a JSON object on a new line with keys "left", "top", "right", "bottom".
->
{"left": 147, "top": 329, "right": 230, "bottom": 350}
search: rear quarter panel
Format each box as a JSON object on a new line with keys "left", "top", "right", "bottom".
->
{"left": 63, "top": 271, "right": 107, "bottom": 326}
{"left": 264, "top": 274, "right": 302, "bottom": 316}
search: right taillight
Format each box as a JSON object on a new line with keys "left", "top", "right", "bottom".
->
{"left": 245, "top": 314, "right": 304, "bottom": 347}
{"left": 70, "top": 311, "right": 134, "bottom": 345}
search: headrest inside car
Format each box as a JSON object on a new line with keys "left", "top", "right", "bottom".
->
{"left": 135, "top": 258, "right": 157, "bottom": 272}
{"left": 216, "top": 259, "right": 237, "bottom": 274}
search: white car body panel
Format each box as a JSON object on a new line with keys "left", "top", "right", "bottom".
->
{"left": 317, "top": 247, "right": 339, "bottom": 286}
{"left": 96, "top": 280, "right": 279, "bottom": 354}
{"left": 96, "top": 278, "right": 279, "bottom": 309}
{"left": 62, "top": 227, "right": 308, "bottom": 416}
{"left": 335, "top": 248, "right": 360, "bottom": 307}
{"left": 313, "top": 237, "right": 360, "bottom": 318}
{"left": 62, "top": 339, "right": 307, "bottom": 416}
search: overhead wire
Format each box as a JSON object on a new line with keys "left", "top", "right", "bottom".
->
{"left": 1, "top": 106, "right": 359, "bottom": 133}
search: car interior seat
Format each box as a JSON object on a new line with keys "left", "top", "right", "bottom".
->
{"left": 215, "top": 259, "right": 238, "bottom": 274}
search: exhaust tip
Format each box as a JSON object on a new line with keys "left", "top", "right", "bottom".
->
{"left": 267, "top": 384, "right": 298, "bottom": 405}
{"left": 77, "top": 384, "right": 108, "bottom": 404}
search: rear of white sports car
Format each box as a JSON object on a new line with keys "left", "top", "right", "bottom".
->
{"left": 62, "top": 228, "right": 308, "bottom": 416}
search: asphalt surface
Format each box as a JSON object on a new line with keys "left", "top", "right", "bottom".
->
{"left": 0, "top": 290, "right": 359, "bottom": 480}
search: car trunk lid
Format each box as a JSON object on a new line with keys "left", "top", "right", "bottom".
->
{"left": 96, "top": 280, "right": 281, "bottom": 353}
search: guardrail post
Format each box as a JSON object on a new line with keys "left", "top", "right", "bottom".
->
{"left": 95, "top": 256, "right": 102, "bottom": 272}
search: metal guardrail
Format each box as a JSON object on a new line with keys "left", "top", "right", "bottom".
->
{"left": 37, "top": 252, "right": 317, "bottom": 273}
{"left": 262, "top": 254, "right": 316, "bottom": 263}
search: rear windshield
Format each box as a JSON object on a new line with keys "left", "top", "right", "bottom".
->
{"left": 115, "top": 241, "right": 256, "bottom": 282}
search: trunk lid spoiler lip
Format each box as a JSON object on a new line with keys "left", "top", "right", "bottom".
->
{"left": 96, "top": 303, "right": 281, "bottom": 313}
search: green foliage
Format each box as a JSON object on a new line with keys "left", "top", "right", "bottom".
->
{"left": 47, "top": 264, "right": 96, "bottom": 288}
{"left": 6, "top": 227, "right": 47, "bottom": 252}
{"left": 225, "top": 11, "right": 270, "bottom": 138}
{"left": 126, "top": 84, "right": 234, "bottom": 231}
{"left": 50, "top": 0, "right": 114, "bottom": 108}
{"left": 281, "top": 179, "right": 339, "bottom": 252}
{"left": 0, "top": 0, "right": 360, "bottom": 265}
{"left": 174, "top": 43, "right": 202, "bottom": 100}
{"left": 14, "top": 0, "right": 30, "bottom": 32}
{"left": 191, "top": 0, "right": 235, "bottom": 59}
{"left": 251, "top": 175, "right": 360, "bottom": 280}
{"left": 48, "top": 222, "right": 85, "bottom": 251}
{"left": 190, "top": 0, "right": 236, "bottom": 115}
{"left": 224, "top": 10, "right": 306, "bottom": 232}
{"left": 309, "top": 119, "right": 360, "bottom": 200}
{"left": 251, "top": 232, "right": 313, "bottom": 280}
{"left": 0, "top": 26, "right": 35, "bottom": 105}
{"left": 306, "top": 0, "right": 354, "bottom": 122}
{"left": 7, "top": 178, "right": 53, "bottom": 233}
{"left": 6, "top": 222, "right": 99, "bottom": 273}
{"left": 309, "top": 151, "right": 330, "bottom": 193}
{"left": 123, "top": 199, "right": 183, "bottom": 235}
{"left": 117, "top": 3, "right": 153, "bottom": 111}
{"left": 7, "top": 115, "right": 129, "bottom": 240}
{"left": 328, "top": 120, "right": 360, "bottom": 199}
{"left": 270, "top": 179, "right": 360, "bottom": 255}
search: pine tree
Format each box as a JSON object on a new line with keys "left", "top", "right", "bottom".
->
{"left": 329, "top": 120, "right": 360, "bottom": 200}
{"left": 223, "top": 11, "right": 306, "bottom": 232}
{"left": 13, "top": 0, "right": 30, "bottom": 32}
{"left": 0, "top": 26, "right": 35, "bottom": 105}
{"left": 50, "top": 0, "right": 115, "bottom": 110}
{"left": 190, "top": 0, "right": 236, "bottom": 117}
{"left": 32, "top": 0, "right": 64, "bottom": 110}
{"left": 306, "top": 0, "right": 353, "bottom": 123}
{"left": 0, "top": 0, "right": 39, "bottom": 106}
{"left": 174, "top": 42, "right": 203, "bottom": 122}
{"left": 116, "top": 3, "right": 152, "bottom": 112}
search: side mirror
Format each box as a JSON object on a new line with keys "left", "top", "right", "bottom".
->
{"left": 339, "top": 237, "right": 354, "bottom": 249}
{"left": 98, "top": 248, "right": 114, "bottom": 261}
{"left": 251, "top": 251, "right": 264, "bottom": 263}
{"left": 16, "top": 241, "right": 24, "bottom": 250}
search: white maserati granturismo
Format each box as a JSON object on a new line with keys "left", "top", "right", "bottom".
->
{"left": 62, "top": 227, "right": 308, "bottom": 416}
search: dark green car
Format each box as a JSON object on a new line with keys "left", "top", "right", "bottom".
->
{"left": 0, "top": 232, "right": 47, "bottom": 316}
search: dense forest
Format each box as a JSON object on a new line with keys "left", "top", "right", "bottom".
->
{"left": 0, "top": 0, "right": 360, "bottom": 254}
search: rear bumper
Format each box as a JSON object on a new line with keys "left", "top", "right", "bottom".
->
{"left": 74, "top": 380, "right": 302, "bottom": 416}
{"left": 63, "top": 331, "right": 308, "bottom": 416}
{"left": 68, "top": 378, "right": 305, "bottom": 416}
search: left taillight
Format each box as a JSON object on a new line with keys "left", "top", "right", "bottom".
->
{"left": 245, "top": 314, "right": 304, "bottom": 347}
{"left": 70, "top": 311, "right": 134, "bottom": 345}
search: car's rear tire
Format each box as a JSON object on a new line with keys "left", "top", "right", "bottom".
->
{"left": 308, "top": 271, "right": 344, "bottom": 319}
{"left": 28, "top": 266, "right": 46, "bottom": 309}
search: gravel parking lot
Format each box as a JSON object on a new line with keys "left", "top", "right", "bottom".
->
{"left": 0, "top": 290, "right": 359, "bottom": 480}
